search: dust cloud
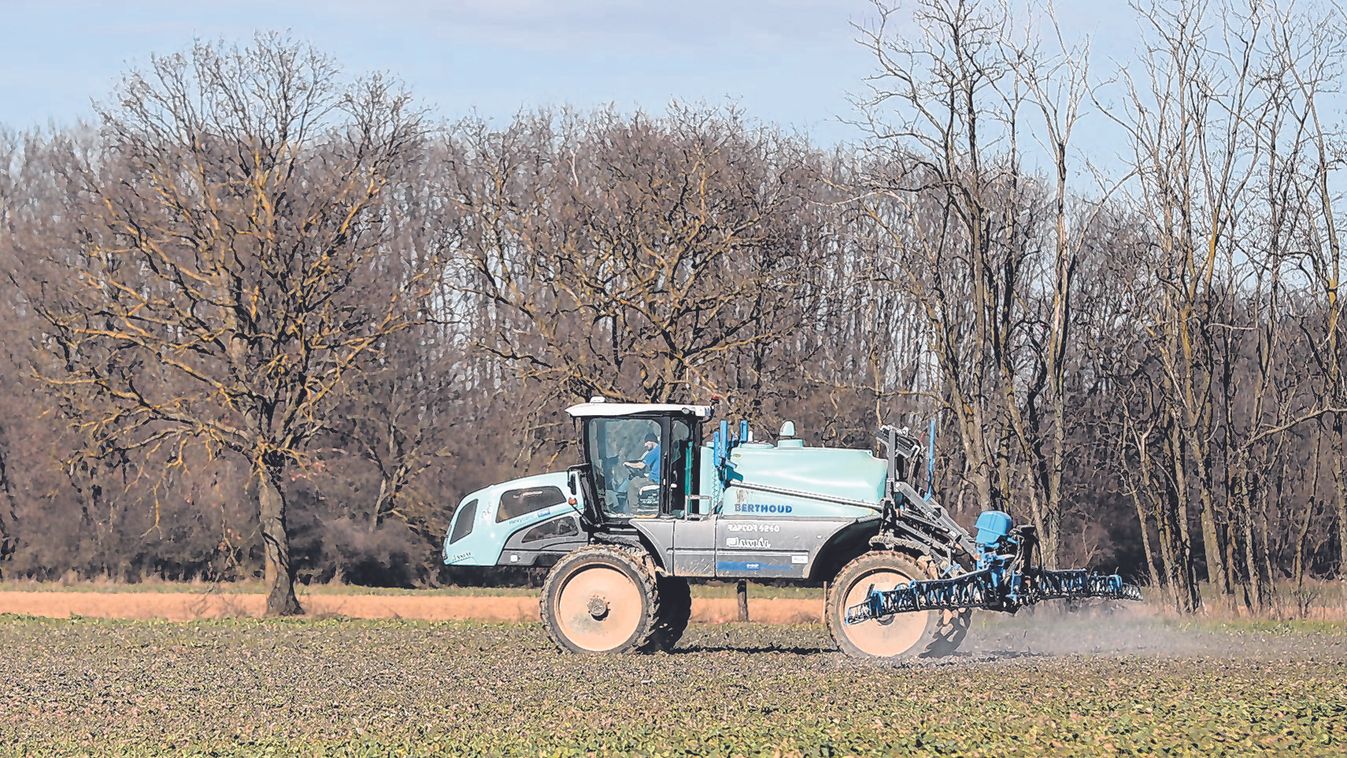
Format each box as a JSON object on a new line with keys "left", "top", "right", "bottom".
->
{"left": 959, "top": 603, "right": 1345, "bottom": 660}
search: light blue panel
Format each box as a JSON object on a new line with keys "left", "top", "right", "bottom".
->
{"left": 698, "top": 441, "right": 888, "bottom": 518}
{"left": 719, "top": 487, "right": 877, "bottom": 520}
{"left": 442, "top": 472, "right": 583, "bottom": 566}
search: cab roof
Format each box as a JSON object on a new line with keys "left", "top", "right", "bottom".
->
{"left": 565, "top": 399, "right": 715, "bottom": 419}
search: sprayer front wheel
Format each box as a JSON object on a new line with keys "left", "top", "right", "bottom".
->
{"left": 541, "top": 545, "right": 662, "bottom": 654}
{"left": 827, "top": 551, "right": 969, "bottom": 660}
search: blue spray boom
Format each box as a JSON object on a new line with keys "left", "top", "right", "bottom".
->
{"left": 847, "top": 509, "right": 1142, "bottom": 624}
{"left": 854, "top": 420, "right": 1142, "bottom": 625}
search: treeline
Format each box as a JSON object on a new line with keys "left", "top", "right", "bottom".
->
{"left": 0, "top": 0, "right": 1343, "bottom": 613}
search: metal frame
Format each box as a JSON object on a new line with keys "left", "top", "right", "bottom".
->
{"left": 874, "top": 425, "right": 978, "bottom": 567}
{"left": 847, "top": 519, "right": 1142, "bottom": 623}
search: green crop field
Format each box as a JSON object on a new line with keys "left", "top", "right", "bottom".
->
{"left": 2, "top": 612, "right": 1345, "bottom": 756}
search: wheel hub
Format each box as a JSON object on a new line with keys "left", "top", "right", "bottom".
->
{"left": 586, "top": 595, "right": 610, "bottom": 620}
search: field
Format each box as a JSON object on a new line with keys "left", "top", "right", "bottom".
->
{"left": 3, "top": 609, "right": 1346, "bottom": 756}
{"left": 0, "top": 578, "right": 827, "bottom": 598}
{"left": 0, "top": 583, "right": 823, "bottom": 624}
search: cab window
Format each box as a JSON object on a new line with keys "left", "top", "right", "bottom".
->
{"left": 448, "top": 499, "right": 478, "bottom": 543}
{"left": 520, "top": 515, "right": 580, "bottom": 543}
{"left": 585, "top": 417, "right": 662, "bottom": 518}
{"left": 497, "top": 486, "right": 566, "bottom": 522}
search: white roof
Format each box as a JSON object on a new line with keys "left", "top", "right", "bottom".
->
{"left": 565, "top": 400, "right": 715, "bottom": 419}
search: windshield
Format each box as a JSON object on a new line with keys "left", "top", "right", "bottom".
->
{"left": 586, "top": 417, "right": 661, "bottom": 518}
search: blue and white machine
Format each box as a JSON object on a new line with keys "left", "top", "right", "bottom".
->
{"left": 444, "top": 399, "right": 1140, "bottom": 658}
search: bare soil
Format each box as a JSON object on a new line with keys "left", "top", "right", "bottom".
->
{"left": 0, "top": 590, "right": 823, "bottom": 623}
{"left": 2, "top": 615, "right": 1344, "bottom": 754}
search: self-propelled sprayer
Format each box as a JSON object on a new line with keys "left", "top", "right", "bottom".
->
{"left": 443, "top": 400, "right": 1140, "bottom": 658}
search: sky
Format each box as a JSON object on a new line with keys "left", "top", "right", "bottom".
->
{"left": 0, "top": 0, "right": 1146, "bottom": 148}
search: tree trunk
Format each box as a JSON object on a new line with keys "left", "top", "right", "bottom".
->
{"left": 1294, "top": 498, "right": 1313, "bottom": 586}
{"left": 1333, "top": 422, "right": 1347, "bottom": 577}
{"left": 370, "top": 477, "right": 391, "bottom": 532}
{"left": 1129, "top": 489, "right": 1163, "bottom": 602}
{"left": 1295, "top": 437, "right": 1323, "bottom": 585}
{"left": 1234, "top": 468, "right": 1262, "bottom": 611}
{"left": 1193, "top": 446, "right": 1229, "bottom": 596}
{"left": 1167, "top": 424, "right": 1202, "bottom": 612}
{"left": 0, "top": 441, "right": 15, "bottom": 574}
{"left": 259, "top": 465, "right": 302, "bottom": 616}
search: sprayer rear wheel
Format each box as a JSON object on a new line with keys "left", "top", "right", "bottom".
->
{"left": 917, "top": 554, "right": 972, "bottom": 656}
{"left": 827, "top": 551, "right": 969, "bottom": 660}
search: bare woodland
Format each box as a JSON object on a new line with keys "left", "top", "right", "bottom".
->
{"left": 0, "top": 0, "right": 1344, "bottom": 614}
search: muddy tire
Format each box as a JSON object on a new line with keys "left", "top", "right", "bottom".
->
{"left": 652, "top": 576, "right": 692, "bottom": 651}
{"left": 826, "top": 551, "right": 970, "bottom": 660}
{"left": 540, "top": 545, "right": 661, "bottom": 654}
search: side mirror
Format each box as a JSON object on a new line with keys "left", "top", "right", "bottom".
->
{"left": 779, "top": 421, "right": 796, "bottom": 438}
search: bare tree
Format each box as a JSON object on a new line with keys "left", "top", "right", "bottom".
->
{"left": 1115, "top": 0, "right": 1274, "bottom": 597}
{"left": 0, "top": 129, "right": 19, "bottom": 571}
{"left": 14, "top": 36, "right": 431, "bottom": 613}
{"left": 856, "top": 0, "right": 1097, "bottom": 560}
{"left": 856, "top": 0, "right": 1018, "bottom": 521}
{"left": 1277, "top": 4, "right": 1347, "bottom": 577}
{"left": 449, "top": 108, "right": 824, "bottom": 417}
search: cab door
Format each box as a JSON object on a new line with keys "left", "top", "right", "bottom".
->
{"left": 667, "top": 416, "right": 717, "bottom": 576}
{"left": 660, "top": 416, "right": 697, "bottom": 518}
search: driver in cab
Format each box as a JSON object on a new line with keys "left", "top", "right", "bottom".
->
{"left": 623, "top": 432, "right": 660, "bottom": 512}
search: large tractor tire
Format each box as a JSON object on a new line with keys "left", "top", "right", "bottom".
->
{"left": 540, "top": 545, "right": 662, "bottom": 654}
{"left": 826, "top": 551, "right": 971, "bottom": 660}
{"left": 652, "top": 576, "right": 692, "bottom": 651}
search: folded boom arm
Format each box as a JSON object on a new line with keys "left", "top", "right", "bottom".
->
{"left": 853, "top": 443, "right": 1144, "bottom": 625}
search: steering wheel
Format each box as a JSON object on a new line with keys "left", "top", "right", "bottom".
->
{"left": 601, "top": 455, "right": 634, "bottom": 486}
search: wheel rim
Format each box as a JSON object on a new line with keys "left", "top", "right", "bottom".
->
{"left": 838, "top": 566, "right": 930, "bottom": 657}
{"left": 555, "top": 565, "right": 643, "bottom": 652}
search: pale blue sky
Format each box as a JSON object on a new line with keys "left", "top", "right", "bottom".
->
{"left": 1, "top": 0, "right": 1144, "bottom": 148}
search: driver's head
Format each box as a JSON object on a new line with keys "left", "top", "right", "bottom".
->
{"left": 643, "top": 433, "right": 658, "bottom": 450}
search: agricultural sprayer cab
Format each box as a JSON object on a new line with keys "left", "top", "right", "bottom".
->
{"left": 442, "top": 400, "right": 1141, "bottom": 658}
